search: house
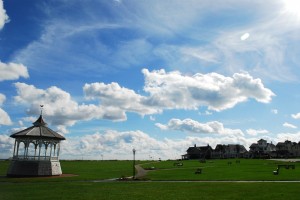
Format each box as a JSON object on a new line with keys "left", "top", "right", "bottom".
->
{"left": 182, "top": 144, "right": 213, "bottom": 160}
{"left": 182, "top": 139, "right": 300, "bottom": 160}
{"left": 275, "top": 140, "right": 300, "bottom": 158}
{"left": 183, "top": 143, "right": 247, "bottom": 160}
{"left": 291, "top": 142, "right": 300, "bottom": 157}
{"left": 249, "top": 139, "right": 276, "bottom": 158}
{"left": 213, "top": 144, "right": 248, "bottom": 158}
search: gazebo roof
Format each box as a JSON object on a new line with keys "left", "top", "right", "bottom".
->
{"left": 10, "top": 115, "right": 65, "bottom": 140}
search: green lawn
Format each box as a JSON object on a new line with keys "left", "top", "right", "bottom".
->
{"left": 1, "top": 181, "right": 300, "bottom": 200}
{"left": 0, "top": 160, "right": 136, "bottom": 183}
{"left": 142, "top": 159, "right": 300, "bottom": 181}
{"left": 1, "top": 159, "right": 300, "bottom": 200}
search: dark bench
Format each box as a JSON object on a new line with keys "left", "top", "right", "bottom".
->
{"left": 173, "top": 163, "right": 183, "bottom": 167}
{"left": 273, "top": 164, "right": 295, "bottom": 175}
{"left": 195, "top": 168, "right": 202, "bottom": 174}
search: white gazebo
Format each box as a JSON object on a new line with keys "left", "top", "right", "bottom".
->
{"left": 7, "top": 114, "right": 65, "bottom": 177}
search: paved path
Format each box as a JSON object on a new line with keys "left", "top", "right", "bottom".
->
{"left": 135, "top": 164, "right": 148, "bottom": 179}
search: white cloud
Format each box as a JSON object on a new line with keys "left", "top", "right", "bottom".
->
{"left": 0, "top": 108, "right": 12, "bottom": 125}
{"left": 142, "top": 69, "right": 275, "bottom": 111}
{"left": 60, "top": 129, "right": 250, "bottom": 160}
{"left": 62, "top": 130, "right": 177, "bottom": 160}
{"left": 0, "top": 134, "right": 14, "bottom": 158}
{"left": 149, "top": 116, "right": 156, "bottom": 121}
{"left": 156, "top": 118, "right": 244, "bottom": 136}
{"left": 292, "top": 113, "right": 300, "bottom": 119}
{"left": 246, "top": 128, "right": 269, "bottom": 136}
{"left": 240, "top": 33, "right": 250, "bottom": 41}
{"left": 180, "top": 47, "right": 220, "bottom": 64}
{"left": 0, "top": 93, "right": 12, "bottom": 125}
{"left": 0, "top": 93, "right": 5, "bottom": 106}
{"left": 3, "top": 126, "right": 295, "bottom": 160}
{"left": 83, "top": 82, "right": 159, "bottom": 116}
{"left": 14, "top": 82, "right": 104, "bottom": 128}
{"left": 14, "top": 68, "right": 274, "bottom": 130}
{"left": 0, "top": 0, "right": 9, "bottom": 30}
{"left": 271, "top": 109, "right": 278, "bottom": 114}
{"left": 283, "top": 122, "right": 297, "bottom": 129}
{"left": 275, "top": 131, "right": 300, "bottom": 143}
{"left": 0, "top": 61, "right": 29, "bottom": 81}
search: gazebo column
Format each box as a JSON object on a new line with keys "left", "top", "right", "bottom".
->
{"left": 53, "top": 144, "right": 57, "bottom": 156}
{"left": 57, "top": 143, "right": 60, "bottom": 157}
{"left": 16, "top": 141, "right": 20, "bottom": 158}
{"left": 49, "top": 142, "right": 53, "bottom": 158}
{"left": 44, "top": 143, "right": 48, "bottom": 159}
{"left": 13, "top": 140, "right": 17, "bottom": 157}
{"left": 34, "top": 143, "right": 38, "bottom": 160}
{"left": 23, "top": 142, "right": 27, "bottom": 159}
{"left": 25, "top": 140, "right": 30, "bottom": 159}
{"left": 38, "top": 141, "right": 42, "bottom": 160}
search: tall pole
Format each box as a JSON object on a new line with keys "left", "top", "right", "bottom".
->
{"left": 133, "top": 148, "right": 136, "bottom": 179}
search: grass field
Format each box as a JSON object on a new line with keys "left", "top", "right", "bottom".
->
{"left": 1, "top": 159, "right": 300, "bottom": 200}
{"left": 141, "top": 159, "right": 300, "bottom": 181}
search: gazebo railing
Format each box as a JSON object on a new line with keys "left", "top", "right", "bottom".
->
{"left": 13, "top": 156, "right": 59, "bottom": 161}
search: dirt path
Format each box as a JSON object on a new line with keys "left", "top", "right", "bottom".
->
{"left": 135, "top": 164, "right": 148, "bottom": 179}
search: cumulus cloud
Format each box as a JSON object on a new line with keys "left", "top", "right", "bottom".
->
{"left": 14, "top": 82, "right": 104, "bottom": 128}
{"left": 14, "top": 68, "right": 274, "bottom": 130}
{"left": 156, "top": 118, "right": 244, "bottom": 136}
{"left": 1, "top": 127, "right": 282, "bottom": 160}
{"left": 142, "top": 69, "right": 275, "bottom": 111}
{"left": 291, "top": 113, "right": 300, "bottom": 119}
{"left": 283, "top": 122, "right": 297, "bottom": 129}
{"left": 0, "top": 108, "right": 12, "bottom": 125}
{"left": 62, "top": 130, "right": 177, "bottom": 160}
{"left": 0, "top": 0, "right": 9, "bottom": 30}
{"left": 0, "top": 93, "right": 5, "bottom": 106}
{"left": 83, "top": 82, "right": 160, "bottom": 116}
{"left": 0, "top": 134, "right": 14, "bottom": 158}
{"left": 246, "top": 128, "right": 269, "bottom": 136}
{"left": 275, "top": 131, "right": 300, "bottom": 143}
{"left": 0, "top": 93, "right": 12, "bottom": 125}
{"left": 0, "top": 61, "right": 29, "bottom": 81}
{"left": 61, "top": 129, "right": 250, "bottom": 160}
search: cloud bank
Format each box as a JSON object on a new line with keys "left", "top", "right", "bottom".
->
{"left": 14, "top": 69, "right": 274, "bottom": 131}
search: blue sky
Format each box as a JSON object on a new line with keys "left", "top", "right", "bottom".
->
{"left": 1, "top": 0, "right": 300, "bottom": 160}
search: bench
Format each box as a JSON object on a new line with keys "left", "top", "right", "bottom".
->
{"left": 173, "top": 162, "right": 183, "bottom": 167}
{"left": 278, "top": 164, "right": 295, "bottom": 169}
{"left": 195, "top": 168, "right": 202, "bottom": 174}
{"left": 273, "top": 168, "right": 279, "bottom": 175}
{"left": 273, "top": 164, "right": 295, "bottom": 175}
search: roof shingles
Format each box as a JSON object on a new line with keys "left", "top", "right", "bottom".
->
{"left": 10, "top": 115, "right": 65, "bottom": 140}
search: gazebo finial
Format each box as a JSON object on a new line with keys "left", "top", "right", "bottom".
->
{"left": 40, "top": 105, "right": 44, "bottom": 115}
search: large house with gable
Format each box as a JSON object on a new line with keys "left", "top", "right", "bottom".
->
{"left": 249, "top": 139, "right": 276, "bottom": 158}
{"left": 276, "top": 140, "right": 300, "bottom": 158}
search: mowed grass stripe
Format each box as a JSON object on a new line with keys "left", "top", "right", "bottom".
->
{"left": 1, "top": 182, "right": 300, "bottom": 200}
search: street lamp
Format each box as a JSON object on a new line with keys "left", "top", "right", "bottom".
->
{"left": 132, "top": 148, "right": 136, "bottom": 179}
